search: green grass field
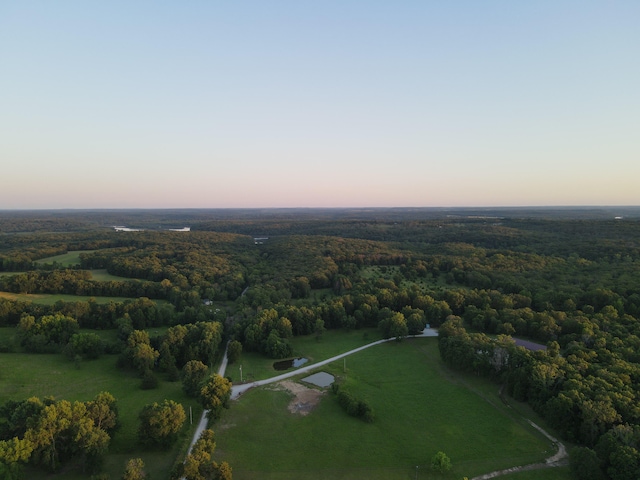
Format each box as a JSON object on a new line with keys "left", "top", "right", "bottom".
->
{"left": 214, "top": 337, "right": 554, "bottom": 480}
{"left": 34, "top": 251, "right": 94, "bottom": 267}
{"left": 89, "top": 268, "right": 138, "bottom": 281}
{"left": 0, "top": 351, "right": 205, "bottom": 480}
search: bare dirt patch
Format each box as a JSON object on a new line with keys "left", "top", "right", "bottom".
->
{"left": 273, "top": 380, "right": 325, "bottom": 416}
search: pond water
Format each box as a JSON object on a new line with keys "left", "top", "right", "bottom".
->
{"left": 302, "top": 372, "right": 335, "bottom": 388}
{"left": 273, "top": 357, "right": 309, "bottom": 371}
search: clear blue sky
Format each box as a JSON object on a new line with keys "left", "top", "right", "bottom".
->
{"left": 1, "top": 1, "right": 638, "bottom": 209}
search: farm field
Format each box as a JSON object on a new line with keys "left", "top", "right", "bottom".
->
{"left": 214, "top": 337, "right": 554, "bottom": 480}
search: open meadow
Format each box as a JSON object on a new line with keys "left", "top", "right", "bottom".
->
{"left": 214, "top": 337, "right": 555, "bottom": 480}
{"left": 34, "top": 251, "right": 93, "bottom": 267}
{"left": 0, "top": 348, "right": 206, "bottom": 479}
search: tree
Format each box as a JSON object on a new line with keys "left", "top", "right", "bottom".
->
{"left": 86, "top": 392, "right": 119, "bottom": 434}
{"left": 66, "top": 332, "right": 105, "bottom": 360}
{"left": 138, "top": 400, "right": 186, "bottom": 448}
{"left": 570, "top": 447, "right": 605, "bottom": 480}
{"left": 125, "top": 330, "right": 160, "bottom": 376}
{"left": 226, "top": 340, "right": 242, "bottom": 364}
{"left": 122, "top": 457, "right": 147, "bottom": 480}
{"left": 0, "top": 437, "right": 33, "bottom": 480}
{"left": 200, "top": 374, "right": 232, "bottom": 421}
{"left": 431, "top": 451, "right": 452, "bottom": 473}
{"left": 182, "top": 360, "right": 209, "bottom": 398}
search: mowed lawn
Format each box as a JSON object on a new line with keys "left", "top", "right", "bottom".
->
{"left": 214, "top": 337, "right": 553, "bottom": 480}
{"left": 0, "top": 351, "right": 204, "bottom": 480}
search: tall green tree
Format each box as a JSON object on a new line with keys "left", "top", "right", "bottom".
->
{"left": 182, "top": 360, "right": 209, "bottom": 398}
{"left": 200, "top": 375, "right": 232, "bottom": 421}
{"left": 122, "top": 457, "right": 147, "bottom": 480}
{"left": 138, "top": 400, "right": 186, "bottom": 448}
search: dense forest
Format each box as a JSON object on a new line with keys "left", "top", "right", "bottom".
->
{"left": 1, "top": 207, "right": 640, "bottom": 480}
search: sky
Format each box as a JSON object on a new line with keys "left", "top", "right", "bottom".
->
{"left": 1, "top": 1, "right": 639, "bottom": 209}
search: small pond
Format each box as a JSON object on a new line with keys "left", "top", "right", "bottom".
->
{"left": 302, "top": 372, "right": 335, "bottom": 388}
{"left": 273, "top": 357, "right": 309, "bottom": 371}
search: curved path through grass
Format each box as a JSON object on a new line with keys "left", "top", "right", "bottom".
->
{"left": 470, "top": 420, "right": 568, "bottom": 479}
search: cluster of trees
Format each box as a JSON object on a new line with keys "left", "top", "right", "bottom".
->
{"left": 0, "top": 392, "right": 118, "bottom": 477}
{"left": 0, "top": 269, "right": 170, "bottom": 300}
{"left": 78, "top": 231, "right": 253, "bottom": 301}
{"left": 232, "top": 285, "right": 450, "bottom": 353}
{"left": 0, "top": 296, "right": 176, "bottom": 330}
{"left": 180, "top": 364, "right": 232, "bottom": 421}
{"left": 17, "top": 313, "right": 80, "bottom": 353}
{"left": 113, "top": 321, "right": 226, "bottom": 394}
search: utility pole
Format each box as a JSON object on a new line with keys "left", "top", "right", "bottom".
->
{"left": 240, "top": 365, "right": 243, "bottom": 383}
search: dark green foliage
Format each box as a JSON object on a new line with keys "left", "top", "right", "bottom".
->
{"left": 570, "top": 447, "right": 605, "bottom": 480}
{"left": 0, "top": 393, "right": 117, "bottom": 475}
{"left": 335, "top": 387, "right": 374, "bottom": 423}
{"left": 226, "top": 340, "right": 242, "bottom": 364}
{"left": 182, "top": 360, "right": 209, "bottom": 397}
{"left": 431, "top": 451, "right": 452, "bottom": 473}
{"left": 65, "top": 332, "right": 105, "bottom": 359}
{"left": 17, "top": 313, "right": 79, "bottom": 352}
{"left": 140, "top": 369, "right": 159, "bottom": 390}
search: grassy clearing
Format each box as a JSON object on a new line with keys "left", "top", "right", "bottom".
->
{"left": 0, "top": 351, "right": 203, "bottom": 480}
{"left": 34, "top": 251, "right": 94, "bottom": 267}
{"left": 89, "top": 268, "right": 138, "bottom": 281}
{"left": 0, "top": 291, "right": 162, "bottom": 305}
{"left": 228, "top": 328, "right": 384, "bottom": 383}
{"left": 214, "top": 337, "right": 552, "bottom": 480}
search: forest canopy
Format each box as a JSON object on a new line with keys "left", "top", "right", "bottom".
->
{"left": 2, "top": 207, "right": 640, "bottom": 479}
